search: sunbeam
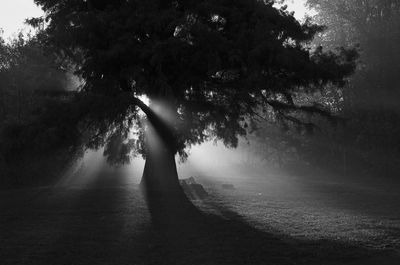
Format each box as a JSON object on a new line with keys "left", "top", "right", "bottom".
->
{"left": 2, "top": 1, "right": 400, "bottom": 264}
{"left": 138, "top": 94, "right": 150, "bottom": 106}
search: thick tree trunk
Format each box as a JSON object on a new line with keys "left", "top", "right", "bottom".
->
{"left": 140, "top": 120, "right": 183, "bottom": 194}
{"left": 135, "top": 97, "right": 200, "bottom": 225}
{"left": 138, "top": 96, "right": 183, "bottom": 193}
{"left": 139, "top": 97, "right": 198, "bottom": 219}
{"left": 140, "top": 119, "right": 199, "bottom": 226}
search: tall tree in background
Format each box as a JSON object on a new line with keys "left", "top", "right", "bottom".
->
{"left": 30, "top": 0, "right": 356, "bottom": 198}
{"left": 307, "top": 0, "right": 400, "bottom": 174}
{"left": 308, "top": 0, "right": 400, "bottom": 108}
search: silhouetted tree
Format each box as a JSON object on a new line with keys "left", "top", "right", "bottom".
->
{"left": 30, "top": 0, "right": 356, "bottom": 196}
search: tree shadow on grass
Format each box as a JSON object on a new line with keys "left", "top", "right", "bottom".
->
{"left": 137, "top": 192, "right": 388, "bottom": 265}
{"left": 7, "top": 174, "right": 396, "bottom": 265}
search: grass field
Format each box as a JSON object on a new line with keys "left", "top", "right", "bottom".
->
{"left": 1, "top": 163, "right": 400, "bottom": 264}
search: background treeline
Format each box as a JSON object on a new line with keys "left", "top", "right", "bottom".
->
{"left": 0, "top": 33, "right": 79, "bottom": 187}
{"left": 246, "top": 0, "right": 400, "bottom": 179}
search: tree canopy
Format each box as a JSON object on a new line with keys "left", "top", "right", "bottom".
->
{"left": 29, "top": 0, "right": 357, "bottom": 162}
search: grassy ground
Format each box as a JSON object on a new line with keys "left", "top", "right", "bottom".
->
{"left": 1, "top": 167, "right": 400, "bottom": 264}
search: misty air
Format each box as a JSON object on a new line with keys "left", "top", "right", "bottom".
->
{"left": 1, "top": 0, "right": 399, "bottom": 264}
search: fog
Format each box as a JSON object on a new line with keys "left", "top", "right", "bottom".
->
{"left": 1, "top": 0, "right": 400, "bottom": 264}
{"left": 37, "top": 137, "right": 400, "bottom": 257}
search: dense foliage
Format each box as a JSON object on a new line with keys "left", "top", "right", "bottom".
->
{"left": 0, "top": 33, "right": 78, "bottom": 185}
{"left": 27, "top": 0, "right": 356, "bottom": 165}
{"left": 244, "top": 0, "right": 400, "bottom": 177}
{"left": 305, "top": 0, "right": 400, "bottom": 175}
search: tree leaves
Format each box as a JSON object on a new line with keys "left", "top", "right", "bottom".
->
{"left": 29, "top": 0, "right": 357, "bottom": 161}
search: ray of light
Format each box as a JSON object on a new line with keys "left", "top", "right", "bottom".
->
{"left": 138, "top": 94, "right": 150, "bottom": 106}
{"left": 55, "top": 149, "right": 106, "bottom": 187}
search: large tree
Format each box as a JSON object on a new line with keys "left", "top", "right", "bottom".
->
{"left": 30, "top": 0, "right": 356, "bottom": 198}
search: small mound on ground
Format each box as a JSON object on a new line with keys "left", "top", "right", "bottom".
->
{"left": 180, "top": 177, "right": 208, "bottom": 200}
{"left": 221, "top": 184, "right": 235, "bottom": 190}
